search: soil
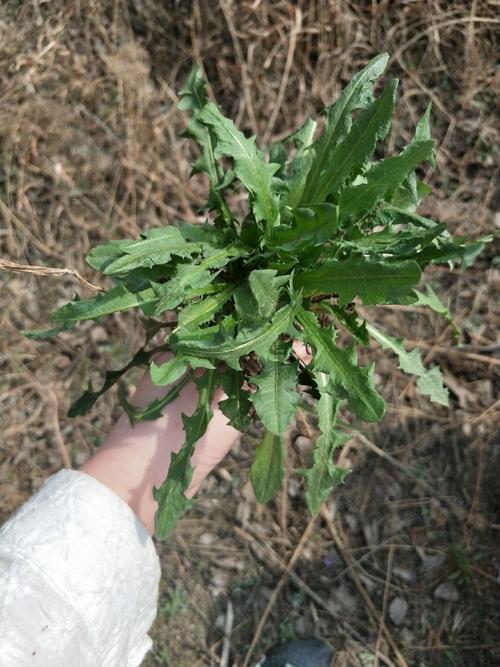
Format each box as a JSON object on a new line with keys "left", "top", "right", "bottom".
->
{"left": 0, "top": 2, "right": 499, "bottom": 665}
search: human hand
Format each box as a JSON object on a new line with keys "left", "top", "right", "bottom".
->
{"left": 81, "top": 362, "right": 239, "bottom": 535}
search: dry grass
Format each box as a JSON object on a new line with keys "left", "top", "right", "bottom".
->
{"left": 0, "top": 1, "right": 499, "bottom": 666}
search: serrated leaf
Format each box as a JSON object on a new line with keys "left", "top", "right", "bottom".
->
{"left": 68, "top": 348, "right": 150, "bottom": 417}
{"left": 248, "top": 269, "right": 288, "bottom": 320}
{"left": 461, "top": 236, "right": 491, "bottom": 269}
{"left": 219, "top": 368, "right": 252, "bottom": 431}
{"left": 295, "top": 257, "right": 421, "bottom": 305}
{"left": 303, "top": 372, "right": 350, "bottom": 514}
{"left": 416, "top": 367, "right": 449, "bottom": 407}
{"left": 272, "top": 203, "right": 340, "bottom": 251}
{"left": 178, "top": 285, "right": 234, "bottom": 329}
{"left": 301, "top": 78, "right": 398, "bottom": 204}
{"left": 86, "top": 239, "right": 131, "bottom": 272}
{"left": 118, "top": 375, "right": 189, "bottom": 424}
{"left": 414, "top": 103, "right": 435, "bottom": 166}
{"left": 282, "top": 118, "right": 317, "bottom": 207}
{"left": 150, "top": 356, "right": 188, "bottom": 386}
{"left": 233, "top": 281, "right": 258, "bottom": 322}
{"left": 319, "top": 303, "right": 369, "bottom": 346}
{"left": 338, "top": 140, "right": 434, "bottom": 224}
{"left": 101, "top": 227, "right": 200, "bottom": 275}
{"left": 150, "top": 355, "right": 214, "bottom": 386}
{"left": 233, "top": 268, "right": 289, "bottom": 324}
{"left": 297, "top": 53, "right": 389, "bottom": 205}
{"left": 412, "top": 236, "right": 491, "bottom": 268}
{"left": 249, "top": 360, "right": 299, "bottom": 435}
{"left": 179, "top": 67, "right": 233, "bottom": 223}
{"left": 412, "top": 284, "right": 458, "bottom": 338}
{"left": 412, "top": 284, "right": 450, "bottom": 317}
{"left": 297, "top": 308, "right": 385, "bottom": 422}
{"left": 383, "top": 206, "right": 439, "bottom": 230}
{"left": 367, "top": 324, "right": 449, "bottom": 406}
{"left": 51, "top": 284, "right": 158, "bottom": 323}
{"left": 175, "top": 221, "right": 226, "bottom": 245}
{"left": 346, "top": 222, "right": 448, "bottom": 260}
{"left": 286, "top": 117, "right": 318, "bottom": 152}
{"left": 143, "top": 246, "right": 245, "bottom": 318}
{"left": 199, "top": 101, "right": 281, "bottom": 234}
{"left": 250, "top": 429, "right": 285, "bottom": 503}
{"left": 177, "top": 65, "right": 207, "bottom": 112}
{"left": 390, "top": 172, "right": 431, "bottom": 212}
{"left": 171, "top": 293, "right": 300, "bottom": 370}
{"left": 153, "top": 370, "right": 217, "bottom": 539}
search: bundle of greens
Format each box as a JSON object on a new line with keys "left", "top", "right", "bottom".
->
{"left": 33, "top": 54, "right": 489, "bottom": 538}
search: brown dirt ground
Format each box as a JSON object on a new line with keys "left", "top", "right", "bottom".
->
{"left": 1, "top": 1, "right": 499, "bottom": 666}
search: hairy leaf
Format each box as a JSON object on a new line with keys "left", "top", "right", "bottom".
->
{"left": 144, "top": 246, "right": 245, "bottom": 318}
{"left": 319, "top": 303, "right": 369, "bottom": 346}
{"left": 23, "top": 53, "right": 493, "bottom": 542}
{"left": 273, "top": 204, "right": 340, "bottom": 251}
{"left": 283, "top": 117, "right": 317, "bottom": 207}
{"left": 234, "top": 270, "right": 288, "bottom": 323}
{"left": 412, "top": 284, "right": 458, "bottom": 339}
{"left": 86, "top": 239, "right": 131, "bottom": 272}
{"left": 22, "top": 322, "right": 74, "bottom": 339}
{"left": 248, "top": 269, "right": 288, "bottom": 319}
{"left": 179, "top": 67, "right": 233, "bottom": 223}
{"left": 150, "top": 355, "right": 214, "bottom": 387}
{"left": 338, "top": 140, "right": 434, "bottom": 224}
{"left": 414, "top": 103, "right": 435, "bottom": 165}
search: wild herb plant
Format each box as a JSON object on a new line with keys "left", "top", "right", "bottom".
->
{"left": 31, "top": 54, "right": 489, "bottom": 538}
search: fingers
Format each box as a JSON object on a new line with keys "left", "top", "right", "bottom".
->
{"left": 293, "top": 339, "right": 313, "bottom": 366}
{"left": 186, "top": 391, "right": 240, "bottom": 497}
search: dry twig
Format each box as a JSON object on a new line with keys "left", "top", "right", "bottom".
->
{"left": 322, "top": 512, "right": 408, "bottom": 667}
{"left": 0, "top": 259, "right": 104, "bottom": 292}
{"left": 241, "top": 515, "right": 317, "bottom": 667}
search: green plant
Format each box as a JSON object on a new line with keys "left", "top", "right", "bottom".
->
{"left": 159, "top": 583, "right": 187, "bottom": 619}
{"left": 29, "top": 54, "right": 490, "bottom": 539}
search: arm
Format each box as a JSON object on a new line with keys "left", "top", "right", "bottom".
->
{"left": 0, "top": 368, "right": 239, "bottom": 666}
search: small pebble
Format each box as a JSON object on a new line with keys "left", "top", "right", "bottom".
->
{"left": 90, "top": 325, "right": 108, "bottom": 343}
{"left": 434, "top": 582, "right": 459, "bottom": 602}
{"left": 389, "top": 597, "right": 408, "bottom": 625}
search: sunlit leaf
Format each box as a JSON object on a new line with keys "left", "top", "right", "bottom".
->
{"left": 367, "top": 324, "right": 449, "bottom": 406}
{"left": 199, "top": 101, "right": 281, "bottom": 236}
